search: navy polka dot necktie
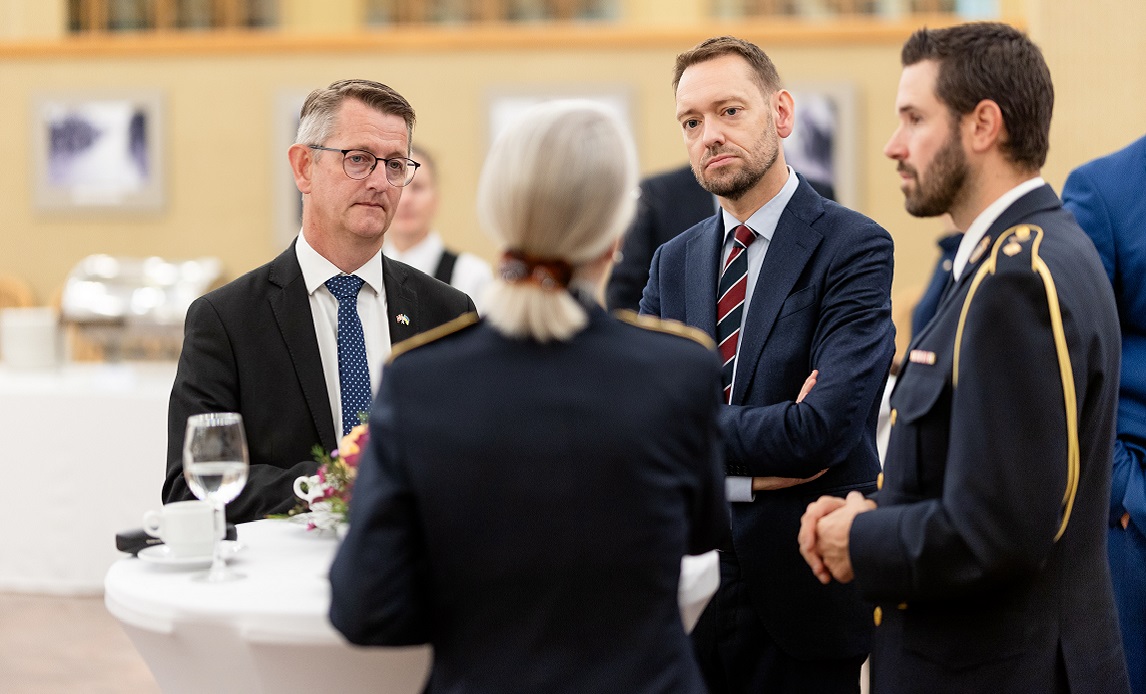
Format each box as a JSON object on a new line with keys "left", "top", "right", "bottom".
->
{"left": 324, "top": 275, "right": 371, "bottom": 436}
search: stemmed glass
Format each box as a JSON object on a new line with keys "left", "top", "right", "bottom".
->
{"left": 183, "top": 412, "right": 249, "bottom": 582}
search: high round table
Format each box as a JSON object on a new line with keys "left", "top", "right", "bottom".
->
{"left": 105, "top": 518, "right": 718, "bottom": 694}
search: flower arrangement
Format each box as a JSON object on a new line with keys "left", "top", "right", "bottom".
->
{"left": 275, "top": 423, "right": 368, "bottom": 532}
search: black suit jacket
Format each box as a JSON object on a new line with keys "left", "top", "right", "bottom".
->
{"left": 606, "top": 165, "right": 715, "bottom": 312}
{"left": 329, "top": 304, "right": 728, "bottom": 693}
{"left": 164, "top": 241, "right": 475, "bottom": 523}
{"left": 851, "top": 185, "right": 1130, "bottom": 693}
{"left": 642, "top": 174, "right": 895, "bottom": 659}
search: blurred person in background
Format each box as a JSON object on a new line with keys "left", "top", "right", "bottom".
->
{"left": 606, "top": 163, "right": 715, "bottom": 312}
{"left": 383, "top": 145, "right": 493, "bottom": 312}
{"left": 1063, "top": 134, "right": 1146, "bottom": 694}
{"left": 329, "top": 100, "right": 728, "bottom": 693}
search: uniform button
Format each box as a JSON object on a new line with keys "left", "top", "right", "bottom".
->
{"left": 874, "top": 606, "right": 882, "bottom": 626}
{"left": 877, "top": 473, "right": 884, "bottom": 490}
{"left": 890, "top": 409, "right": 897, "bottom": 426}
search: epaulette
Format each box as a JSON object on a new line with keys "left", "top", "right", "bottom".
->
{"left": 612, "top": 310, "right": 716, "bottom": 350}
{"left": 388, "top": 312, "right": 479, "bottom": 363}
{"left": 953, "top": 223, "right": 1079, "bottom": 542}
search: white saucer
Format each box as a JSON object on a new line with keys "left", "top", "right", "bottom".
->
{"left": 137, "top": 541, "right": 243, "bottom": 568}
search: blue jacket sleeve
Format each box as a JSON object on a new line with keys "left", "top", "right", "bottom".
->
{"left": 328, "top": 375, "right": 431, "bottom": 646}
{"left": 1064, "top": 165, "right": 1146, "bottom": 529}
{"left": 718, "top": 225, "right": 895, "bottom": 478}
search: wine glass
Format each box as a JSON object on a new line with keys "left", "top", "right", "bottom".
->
{"left": 183, "top": 412, "right": 249, "bottom": 582}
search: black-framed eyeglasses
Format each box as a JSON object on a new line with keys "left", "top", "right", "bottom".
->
{"left": 307, "top": 146, "right": 420, "bottom": 187}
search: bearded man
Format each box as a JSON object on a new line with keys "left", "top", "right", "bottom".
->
{"left": 800, "top": 23, "right": 1130, "bottom": 693}
{"left": 640, "top": 35, "right": 895, "bottom": 694}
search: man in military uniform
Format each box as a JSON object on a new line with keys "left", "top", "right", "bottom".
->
{"left": 798, "top": 23, "right": 1130, "bottom": 693}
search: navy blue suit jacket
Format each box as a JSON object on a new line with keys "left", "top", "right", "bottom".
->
{"left": 1064, "top": 136, "right": 1146, "bottom": 694}
{"left": 641, "top": 174, "right": 895, "bottom": 659}
{"left": 329, "top": 304, "right": 728, "bottom": 693}
{"left": 851, "top": 185, "right": 1128, "bottom": 693}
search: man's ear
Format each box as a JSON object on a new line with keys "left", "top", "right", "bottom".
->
{"left": 774, "top": 89, "right": 796, "bottom": 139}
{"left": 966, "top": 99, "right": 1005, "bottom": 155}
{"left": 288, "top": 143, "right": 314, "bottom": 194}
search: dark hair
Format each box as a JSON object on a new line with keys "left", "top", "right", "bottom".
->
{"left": 296, "top": 79, "right": 416, "bottom": 151}
{"left": 902, "top": 22, "right": 1052, "bottom": 170}
{"left": 673, "top": 36, "right": 782, "bottom": 96}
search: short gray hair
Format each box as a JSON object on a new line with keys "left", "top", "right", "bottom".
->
{"left": 295, "top": 79, "right": 415, "bottom": 149}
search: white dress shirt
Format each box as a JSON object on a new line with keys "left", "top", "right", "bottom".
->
{"left": 295, "top": 231, "right": 391, "bottom": 438}
{"left": 719, "top": 166, "right": 801, "bottom": 502}
{"left": 952, "top": 177, "right": 1045, "bottom": 281}
{"left": 383, "top": 231, "right": 493, "bottom": 314}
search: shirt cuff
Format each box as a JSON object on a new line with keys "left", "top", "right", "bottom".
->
{"left": 725, "top": 476, "right": 755, "bottom": 503}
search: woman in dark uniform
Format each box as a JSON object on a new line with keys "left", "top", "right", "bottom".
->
{"left": 329, "top": 100, "right": 728, "bottom": 693}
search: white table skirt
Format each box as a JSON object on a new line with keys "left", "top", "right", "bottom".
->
{"left": 105, "top": 519, "right": 719, "bottom": 694}
{"left": 0, "top": 363, "right": 174, "bottom": 594}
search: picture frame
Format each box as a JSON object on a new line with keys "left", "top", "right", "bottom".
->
{"left": 784, "top": 83, "right": 860, "bottom": 209}
{"left": 31, "top": 91, "right": 165, "bottom": 212}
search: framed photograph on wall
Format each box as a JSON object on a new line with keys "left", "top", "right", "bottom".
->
{"left": 784, "top": 83, "right": 859, "bottom": 209}
{"left": 31, "top": 91, "right": 165, "bottom": 212}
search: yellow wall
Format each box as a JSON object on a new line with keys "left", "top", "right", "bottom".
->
{"left": 1034, "top": 0, "right": 1146, "bottom": 188}
{"left": 0, "top": 2, "right": 1143, "bottom": 307}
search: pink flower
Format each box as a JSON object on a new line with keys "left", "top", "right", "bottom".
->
{"left": 339, "top": 424, "right": 370, "bottom": 468}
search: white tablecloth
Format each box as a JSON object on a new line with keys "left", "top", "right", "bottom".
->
{"left": 0, "top": 363, "right": 174, "bottom": 594}
{"left": 105, "top": 519, "right": 719, "bottom": 694}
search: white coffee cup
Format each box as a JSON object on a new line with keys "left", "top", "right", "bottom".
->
{"left": 142, "top": 500, "right": 221, "bottom": 557}
{"left": 293, "top": 474, "right": 327, "bottom": 504}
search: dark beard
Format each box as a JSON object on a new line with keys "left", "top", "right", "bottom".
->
{"left": 694, "top": 140, "right": 778, "bottom": 201}
{"left": 903, "top": 132, "right": 967, "bottom": 217}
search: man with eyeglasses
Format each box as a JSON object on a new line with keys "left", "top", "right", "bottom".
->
{"left": 164, "top": 79, "right": 475, "bottom": 523}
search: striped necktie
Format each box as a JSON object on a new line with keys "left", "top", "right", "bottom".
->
{"left": 716, "top": 224, "right": 757, "bottom": 404}
{"left": 324, "top": 275, "right": 372, "bottom": 436}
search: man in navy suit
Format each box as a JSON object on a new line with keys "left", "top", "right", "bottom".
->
{"left": 165, "top": 80, "right": 474, "bottom": 523}
{"left": 802, "top": 23, "right": 1129, "bottom": 693}
{"left": 641, "top": 36, "right": 895, "bottom": 693}
{"left": 1063, "top": 135, "right": 1146, "bottom": 694}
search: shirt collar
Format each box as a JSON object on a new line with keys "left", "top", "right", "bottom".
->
{"left": 721, "top": 166, "right": 799, "bottom": 243}
{"left": 952, "top": 177, "right": 1045, "bottom": 281}
{"left": 296, "top": 230, "right": 385, "bottom": 296}
{"left": 382, "top": 230, "right": 444, "bottom": 266}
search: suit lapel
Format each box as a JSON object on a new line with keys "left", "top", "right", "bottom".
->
{"left": 383, "top": 255, "right": 419, "bottom": 344}
{"left": 732, "top": 195, "right": 823, "bottom": 403}
{"left": 268, "top": 242, "right": 338, "bottom": 453}
{"left": 684, "top": 216, "right": 723, "bottom": 338}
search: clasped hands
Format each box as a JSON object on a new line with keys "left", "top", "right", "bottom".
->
{"left": 798, "top": 491, "right": 876, "bottom": 584}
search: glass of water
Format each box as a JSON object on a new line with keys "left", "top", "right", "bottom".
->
{"left": 183, "top": 412, "right": 249, "bottom": 582}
